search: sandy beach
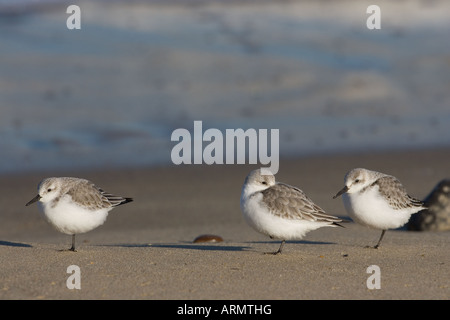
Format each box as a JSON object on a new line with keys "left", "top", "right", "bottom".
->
{"left": 0, "top": 148, "right": 449, "bottom": 300}
{"left": 0, "top": 0, "right": 449, "bottom": 302}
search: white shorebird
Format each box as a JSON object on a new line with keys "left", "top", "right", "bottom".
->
{"left": 26, "top": 177, "right": 133, "bottom": 251}
{"left": 333, "top": 168, "right": 426, "bottom": 248}
{"left": 240, "top": 169, "right": 344, "bottom": 254}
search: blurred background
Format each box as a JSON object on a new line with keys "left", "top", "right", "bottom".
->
{"left": 1, "top": 0, "right": 449, "bottom": 174}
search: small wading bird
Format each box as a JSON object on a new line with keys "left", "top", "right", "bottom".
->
{"left": 333, "top": 168, "right": 426, "bottom": 248}
{"left": 26, "top": 177, "right": 133, "bottom": 251}
{"left": 240, "top": 169, "right": 345, "bottom": 254}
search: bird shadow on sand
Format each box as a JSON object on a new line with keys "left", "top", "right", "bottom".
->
{"left": 100, "top": 242, "right": 251, "bottom": 252}
{"left": 0, "top": 240, "right": 33, "bottom": 248}
{"left": 249, "top": 240, "right": 337, "bottom": 246}
{"left": 152, "top": 243, "right": 252, "bottom": 252}
{"left": 98, "top": 240, "right": 335, "bottom": 251}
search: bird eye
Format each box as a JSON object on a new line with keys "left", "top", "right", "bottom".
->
{"left": 261, "top": 181, "right": 267, "bottom": 185}
{"left": 47, "top": 188, "right": 52, "bottom": 192}
{"left": 355, "top": 179, "right": 360, "bottom": 183}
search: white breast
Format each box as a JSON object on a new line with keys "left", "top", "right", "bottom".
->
{"left": 342, "top": 187, "right": 417, "bottom": 230}
{"left": 39, "top": 197, "right": 110, "bottom": 235}
{"left": 241, "top": 192, "right": 334, "bottom": 240}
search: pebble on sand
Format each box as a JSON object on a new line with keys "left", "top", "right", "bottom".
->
{"left": 193, "top": 234, "right": 224, "bottom": 243}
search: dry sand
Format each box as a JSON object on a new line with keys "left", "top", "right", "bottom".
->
{"left": 0, "top": 148, "right": 449, "bottom": 300}
{"left": 1, "top": 0, "right": 449, "bottom": 304}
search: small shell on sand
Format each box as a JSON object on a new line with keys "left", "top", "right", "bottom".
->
{"left": 193, "top": 234, "right": 223, "bottom": 243}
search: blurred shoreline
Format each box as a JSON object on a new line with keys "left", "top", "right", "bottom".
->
{"left": 1, "top": 0, "right": 450, "bottom": 174}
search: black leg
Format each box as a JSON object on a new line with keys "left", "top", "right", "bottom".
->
{"left": 265, "top": 240, "right": 285, "bottom": 255}
{"left": 69, "top": 234, "right": 77, "bottom": 252}
{"left": 374, "top": 230, "right": 386, "bottom": 249}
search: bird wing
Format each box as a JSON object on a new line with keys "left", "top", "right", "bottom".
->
{"left": 261, "top": 183, "right": 342, "bottom": 223}
{"left": 374, "top": 176, "right": 424, "bottom": 210}
{"left": 66, "top": 179, "right": 132, "bottom": 210}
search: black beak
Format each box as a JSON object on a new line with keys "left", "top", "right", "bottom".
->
{"left": 333, "top": 186, "right": 349, "bottom": 199}
{"left": 26, "top": 194, "right": 41, "bottom": 206}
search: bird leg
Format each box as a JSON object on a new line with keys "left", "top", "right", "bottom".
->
{"left": 374, "top": 230, "right": 386, "bottom": 249}
{"left": 265, "top": 240, "right": 285, "bottom": 255}
{"left": 365, "top": 230, "right": 386, "bottom": 249}
{"left": 69, "top": 234, "right": 77, "bottom": 252}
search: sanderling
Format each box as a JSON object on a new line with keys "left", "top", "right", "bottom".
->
{"left": 333, "top": 168, "right": 425, "bottom": 248}
{"left": 240, "top": 169, "right": 344, "bottom": 255}
{"left": 26, "top": 177, "right": 133, "bottom": 251}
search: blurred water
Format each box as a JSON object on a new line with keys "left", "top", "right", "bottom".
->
{"left": 1, "top": 0, "right": 450, "bottom": 173}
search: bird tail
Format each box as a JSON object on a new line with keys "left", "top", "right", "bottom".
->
{"left": 119, "top": 197, "right": 134, "bottom": 206}
{"left": 104, "top": 193, "right": 134, "bottom": 207}
{"left": 333, "top": 217, "right": 352, "bottom": 228}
